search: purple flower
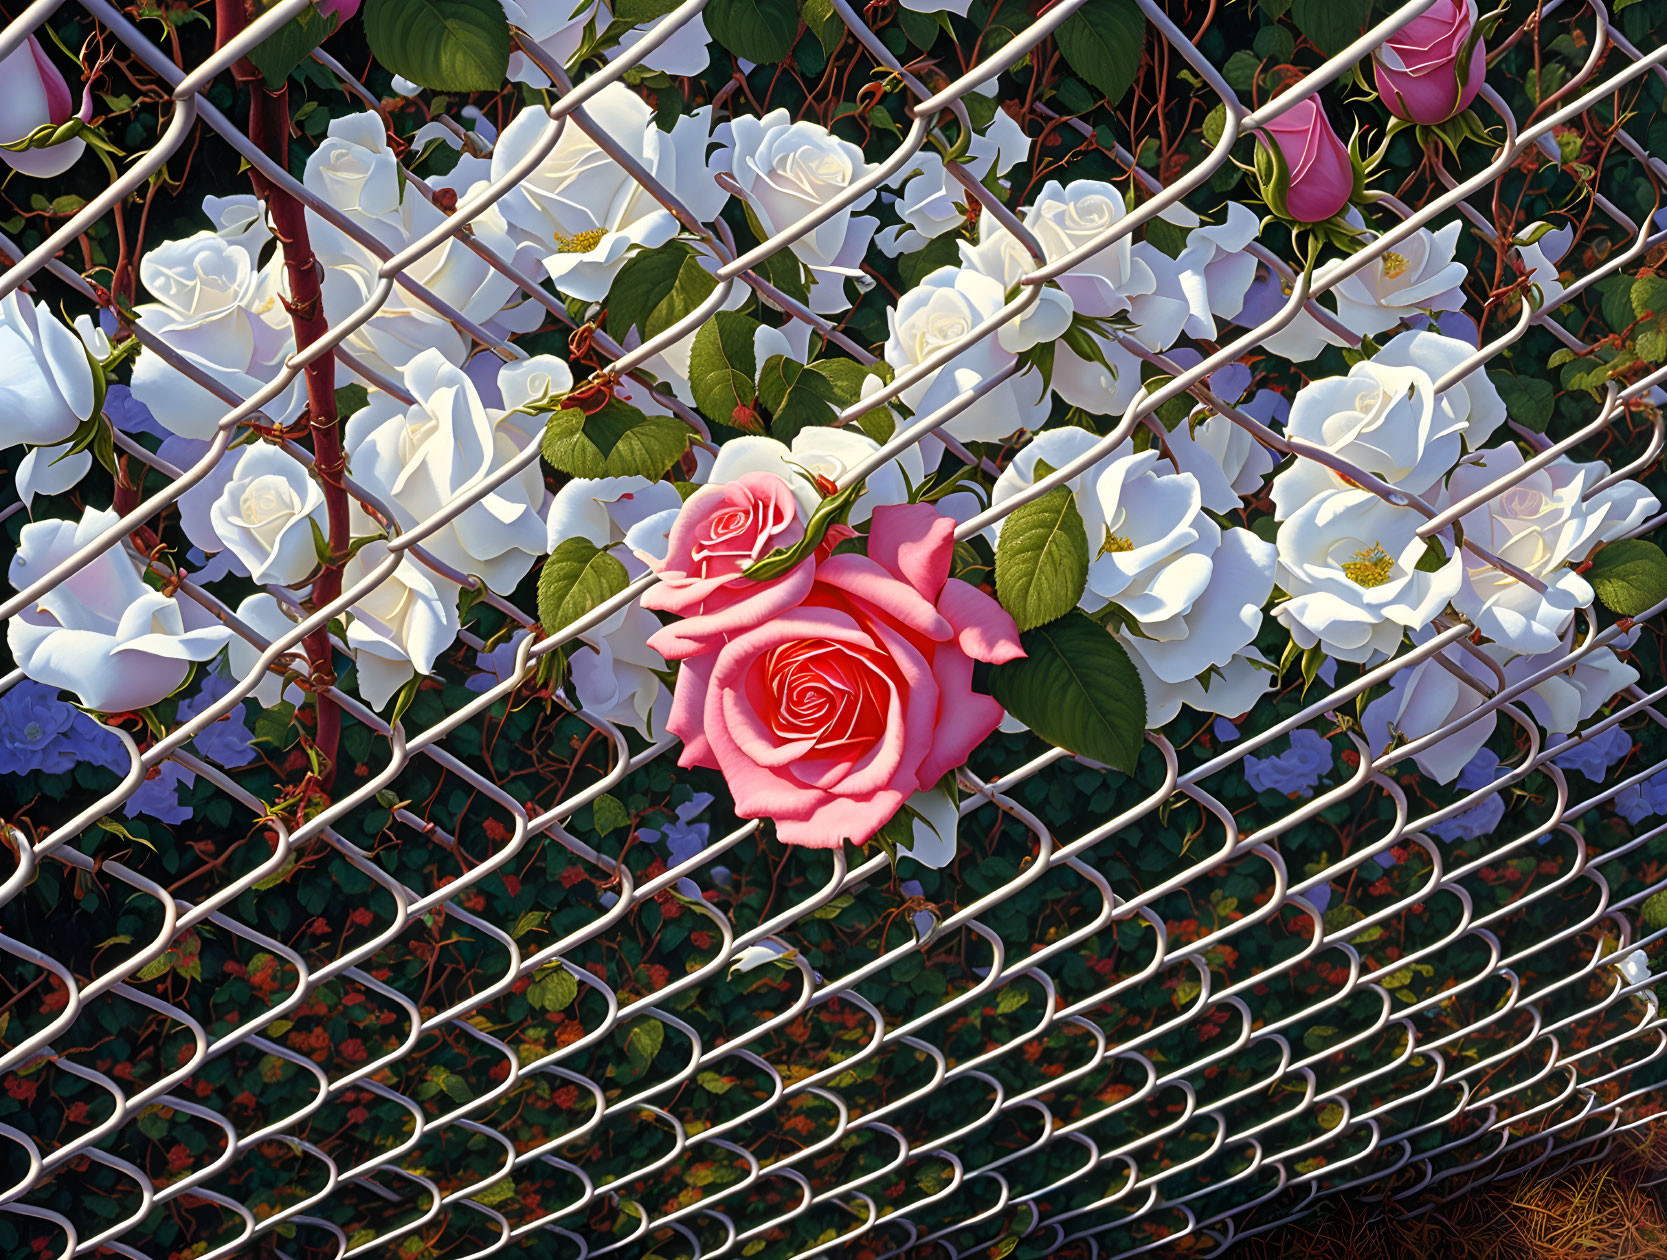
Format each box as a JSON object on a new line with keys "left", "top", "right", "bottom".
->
{"left": 1550, "top": 725, "right": 1632, "bottom": 783}
{"left": 1213, "top": 717, "right": 1240, "bottom": 743}
{"left": 0, "top": 681, "right": 128, "bottom": 776}
{"left": 465, "top": 632, "right": 531, "bottom": 694}
{"left": 1615, "top": 770, "right": 1667, "bottom": 825}
{"left": 1429, "top": 749, "right": 1506, "bottom": 842}
{"left": 178, "top": 672, "right": 256, "bottom": 768}
{"left": 1244, "top": 729, "right": 1333, "bottom": 797}
{"left": 639, "top": 792, "right": 715, "bottom": 867}
{"left": 122, "top": 759, "right": 195, "bottom": 825}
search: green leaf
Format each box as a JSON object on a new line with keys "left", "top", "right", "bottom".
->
{"left": 246, "top": 2, "right": 339, "bottom": 89}
{"left": 1486, "top": 368, "right": 1554, "bottom": 433}
{"left": 1222, "top": 49, "right": 1260, "bottom": 91}
{"left": 994, "top": 485, "right": 1090, "bottom": 631}
{"left": 542, "top": 400, "right": 689, "bottom": 480}
{"left": 251, "top": 700, "right": 299, "bottom": 749}
{"left": 757, "top": 354, "right": 840, "bottom": 442}
{"left": 1587, "top": 539, "right": 1667, "bottom": 617}
{"left": 990, "top": 611, "right": 1147, "bottom": 773}
{"left": 1598, "top": 274, "right": 1637, "bottom": 332}
{"left": 705, "top": 0, "right": 798, "bottom": 63}
{"left": 1253, "top": 24, "right": 1295, "bottom": 62}
{"left": 605, "top": 243, "right": 717, "bottom": 343}
{"left": 898, "top": 231, "right": 961, "bottom": 291}
{"left": 1054, "top": 0, "right": 1147, "bottom": 104}
{"left": 537, "top": 537, "right": 630, "bottom": 634}
{"left": 808, "top": 358, "right": 893, "bottom": 436}
{"left": 527, "top": 964, "right": 579, "bottom": 1011}
{"left": 688, "top": 311, "right": 761, "bottom": 427}
{"left": 624, "top": 1017, "right": 665, "bottom": 1075}
{"left": 592, "top": 792, "right": 631, "bottom": 837}
{"left": 799, "top": 0, "right": 845, "bottom": 54}
{"left": 1291, "top": 0, "right": 1372, "bottom": 55}
{"left": 614, "top": 0, "right": 683, "bottom": 19}
{"left": 334, "top": 383, "right": 370, "bottom": 417}
{"left": 1633, "top": 275, "right": 1667, "bottom": 321}
{"left": 362, "top": 0, "right": 510, "bottom": 91}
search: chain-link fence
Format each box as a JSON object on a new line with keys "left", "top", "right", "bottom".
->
{"left": 3, "top": 0, "right": 1667, "bottom": 1256}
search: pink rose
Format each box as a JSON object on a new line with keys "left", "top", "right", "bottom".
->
{"left": 642, "top": 471, "right": 813, "bottom": 660}
{"left": 317, "top": 0, "right": 361, "bottom": 21}
{"left": 665, "top": 502, "right": 1023, "bottom": 848}
{"left": 1373, "top": 0, "right": 1485, "bottom": 126}
{"left": 1260, "top": 96, "right": 1354, "bottom": 224}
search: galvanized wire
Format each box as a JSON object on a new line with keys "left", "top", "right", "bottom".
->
{"left": 1, "top": 0, "right": 1666, "bottom": 1256}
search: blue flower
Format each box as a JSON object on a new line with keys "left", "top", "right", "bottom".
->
{"left": 178, "top": 673, "right": 257, "bottom": 768}
{"left": 1244, "top": 729, "right": 1332, "bottom": 797}
{"left": 639, "top": 792, "right": 715, "bottom": 868}
{"left": 1615, "top": 770, "right": 1667, "bottom": 825}
{"left": 122, "top": 759, "right": 195, "bottom": 825}
{"left": 1550, "top": 726, "right": 1632, "bottom": 783}
{"left": 0, "top": 681, "right": 128, "bottom": 777}
{"left": 465, "top": 632, "right": 531, "bottom": 694}
{"left": 1429, "top": 750, "right": 1507, "bottom": 842}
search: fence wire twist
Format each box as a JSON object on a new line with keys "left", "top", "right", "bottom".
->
{"left": 3, "top": 0, "right": 1667, "bottom": 1256}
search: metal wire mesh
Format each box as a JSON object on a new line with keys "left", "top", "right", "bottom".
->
{"left": 3, "top": 0, "right": 1667, "bottom": 1256}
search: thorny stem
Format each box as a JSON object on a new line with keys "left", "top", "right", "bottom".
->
{"left": 217, "top": 0, "right": 347, "bottom": 790}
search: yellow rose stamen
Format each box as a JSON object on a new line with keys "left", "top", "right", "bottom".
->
{"left": 553, "top": 228, "right": 608, "bottom": 254}
{"left": 1381, "top": 250, "right": 1409, "bottom": 280}
{"left": 1342, "top": 542, "right": 1395, "bottom": 588}
{"left": 1100, "top": 531, "right": 1134, "bottom": 556}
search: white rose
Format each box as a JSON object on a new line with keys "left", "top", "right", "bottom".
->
{"left": 1120, "top": 527, "right": 1277, "bottom": 727}
{"left": 547, "top": 474, "right": 684, "bottom": 575}
{"left": 209, "top": 444, "right": 329, "bottom": 585}
{"left": 705, "top": 429, "right": 926, "bottom": 523}
{"left": 1500, "top": 639, "right": 1638, "bottom": 737}
{"left": 1372, "top": 328, "right": 1505, "bottom": 447}
{"left": 1360, "top": 640, "right": 1495, "bottom": 784}
{"left": 1616, "top": 950, "right": 1653, "bottom": 986}
{"left": 883, "top": 265, "right": 1050, "bottom": 443}
{"left": 15, "top": 445, "right": 91, "bottom": 509}
{"left": 345, "top": 350, "right": 549, "bottom": 594}
{"left": 1327, "top": 221, "right": 1468, "bottom": 338}
{"left": 567, "top": 602, "right": 671, "bottom": 738}
{"left": 1162, "top": 200, "right": 1262, "bottom": 340}
{"left": 721, "top": 110, "right": 879, "bottom": 315}
{"left": 492, "top": 85, "right": 726, "bottom": 302}
{"left": 306, "top": 115, "right": 530, "bottom": 379}
{"left": 227, "top": 593, "right": 309, "bottom": 707}
{"left": 130, "top": 228, "right": 305, "bottom": 439}
{"left": 1272, "top": 359, "right": 1457, "bottom": 515}
{"left": 1274, "top": 489, "right": 1463, "bottom": 664}
{"left": 7, "top": 506, "right": 233, "bottom": 712}
{"left": 1159, "top": 367, "right": 1276, "bottom": 514}
{"left": 1448, "top": 445, "right": 1658, "bottom": 653}
{"left": 875, "top": 102, "right": 1030, "bottom": 256}
{"left": 1050, "top": 242, "right": 1191, "bottom": 417}
{"left": 986, "top": 428, "right": 1214, "bottom": 623}
{"left": 0, "top": 290, "right": 94, "bottom": 448}
{"left": 502, "top": 0, "right": 712, "bottom": 85}
{"left": 956, "top": 229, "right": 1073, "bottom": 353}
{"left": 343, "top": 541, "right": 462, "bottom": 709}
{"left": 1272, "top": 329, "right": 1505, "bottom": 515}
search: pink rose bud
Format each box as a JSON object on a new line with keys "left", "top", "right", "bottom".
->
{"left": 1373, "top": 0, "right": 1486, "bottom": 125}
{"left": 1260, "top": 96, "right": 1355, "bottom": 224}
{"left": 317, "top": 0, "right": 361, "bottom": 21}
{"left": 0, "top": 36, "right": 86, "bottom": 180}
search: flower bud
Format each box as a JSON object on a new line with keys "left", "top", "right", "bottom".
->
{"left": 1372, "top": 0, "right": 1486, "bottom": 126}
{"left": 0, "top": 36, "right": 86, "bottom": 179}
{"left": 1259, "top": 96, "right": 1354, "bottom": 224}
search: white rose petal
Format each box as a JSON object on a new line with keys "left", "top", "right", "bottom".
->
{"left": 7, "top": 507, "right": 233, "bottom": 712}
